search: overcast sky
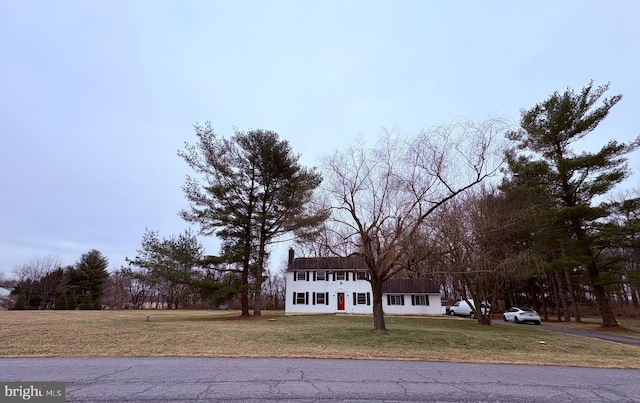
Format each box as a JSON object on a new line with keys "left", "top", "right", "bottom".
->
{"left": 1, "top": 1, "right": 639, "bottom": 277}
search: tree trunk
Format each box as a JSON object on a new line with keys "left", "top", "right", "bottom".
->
{"left": 619, "top": 286, "right": 628, "bottom": 307}
{"left": 565, "top": 269, "right": 581, "bottom": 323}
{"left": 587, "top": 261, "right": 618, "bottom": 327}
{"left": 541, "top": 281, "right": 549, "bottom": 322}
{"left": 253, "top": 233, "right": 268, "bottom": 317}
{"left": 550, "top": 273, "right": 561, "bottom": 322}
{"left": 466, "top": 284, "right": 491, "bottom": 326}
{"left": 370, "top": 278, "right": 386, "bottom": 332}
{"left": 253, "top": 271, "right": 263, "bottom": 317}
{"left": 476, "top": 310, "right": 491, "bottom": 325}
{"left": 240, "top": 263, "right": 250, "bottom": 316}
{"left": 528, "top": 278, "right": 538, "bottom": 313}
{"left": 555, "top": 272, "right": 571, "bottom": 322}
{"left": 253, "top": 289, "right": 262, "bottom": 316}
{"left": 572, "top": 222, "right": 618, "bottom": 327}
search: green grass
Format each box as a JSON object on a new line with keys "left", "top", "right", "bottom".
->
{"left": 1, "top": 310, "right": 639, "bottom": 368}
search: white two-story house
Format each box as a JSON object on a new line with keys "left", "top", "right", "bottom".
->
{"left": 285, "top": 250, "right": 444, "bottom": 316}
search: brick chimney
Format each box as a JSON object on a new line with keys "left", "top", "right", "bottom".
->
{"left": 288, "top": 248, "right": 295, "bottom": 267}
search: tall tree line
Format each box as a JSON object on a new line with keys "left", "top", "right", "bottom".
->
{"left": 8, "top": 250, "right": 109, "bottom": 310}
{"left": 410, "top": 82, "right": 640, "bottom": 327}
{"left": 501, "top": 81, "right": 639, "bottom": 327}
{"left": 297, "top": 81, "right": 638, "bottom": 329}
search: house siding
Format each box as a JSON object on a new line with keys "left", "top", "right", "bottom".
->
{"left": 382, "top": 294, "right": 443, "bottom": 315}
{"left": 285, "top": 263, "right": 445, "bottom": 316}
{"left": 285, "top": 270, "right": 374, "bottom": 315}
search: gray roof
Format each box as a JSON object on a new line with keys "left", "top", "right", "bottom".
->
{"left": 288, "top": 254, "right": 368, "bottom": 271}
{"left": 289, "top": 254, "right": 439, "bottom": 294}
{"left": 382, "top": 278, "right": 440, "bottom": 294}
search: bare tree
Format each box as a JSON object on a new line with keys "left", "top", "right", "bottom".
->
{"left": 322, "top": 119, "right": 508, "bottom": 331}
{"left": 117, "top": 267, "right": 154, "bottom": 309}
{"left": 261, "top": 267, "right": 286, "bottom": 310}
{"left": 103, "top": 270, "right": 130, "bottom": 309}
{"left": 429, "top": 186, "right": 544, "bottom": 324}
{"left": 12, "top": 255, "right": 63, "bottom": 309}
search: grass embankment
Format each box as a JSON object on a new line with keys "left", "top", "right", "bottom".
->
{"left": 1, "top": 310, "right": 639, "bottom": 368}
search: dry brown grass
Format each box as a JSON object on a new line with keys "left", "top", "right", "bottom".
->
{"left": 1, "top": 310, "right": 639, "bottom": 368}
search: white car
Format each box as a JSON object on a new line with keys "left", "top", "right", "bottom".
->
{"left": 503, "top": 307, "right": 541, "bottom": 325}
{"left": 448, "top": 300, "right": 490, "bottom": 319}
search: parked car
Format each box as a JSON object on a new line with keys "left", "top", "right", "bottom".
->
{"left": 503, "top": 307, "right": 541, "bottom": 325}
{"left": 448, "top": 300, "right": 490, "bottom": 319}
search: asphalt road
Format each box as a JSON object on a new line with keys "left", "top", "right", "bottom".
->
{"left": 2, "top": 357, "right": 639, "bottom": 402}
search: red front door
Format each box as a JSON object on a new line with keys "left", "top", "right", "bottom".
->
{"left": 337, "top": 293, "right": 345, "bottom": 310}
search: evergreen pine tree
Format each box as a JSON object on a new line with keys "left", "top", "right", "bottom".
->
{"left": 506, "top": 81, "right": 640, "bottom": 327}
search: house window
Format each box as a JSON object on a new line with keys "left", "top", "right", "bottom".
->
{"left": 387, "top": 295, "right": 404, "bottom": 305}
{"left": 312, "top": 292, "right": 329, "bottom": 305}
{"left": 315, "top": 271, "right": 326, "bottom": 281}
{"left": 353, "top": 292, "right": 370, "bottom": 305}
{"left": 356, "top": 271, "right": 368, "bottom": 280}
{"left": 296, "top": 271, "right": 307, "bottom": 281}
{"left": 293, "top": 292, "right": 308, "bottom": 305}
{"left": 411, "top": 295, "right": 429, "bottom": 306}
{"left": 335, "top": 272, "right": 345, "bottom": 281}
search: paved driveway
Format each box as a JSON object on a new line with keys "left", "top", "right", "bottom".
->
{"left": 536, "top": 324, "right": 640, "bottom": 346}
{"left": 2, "top": 357, "right": 640, "bottom": 402}
{"left": 493, "top": 318, "right": 640, "bottom": 347}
